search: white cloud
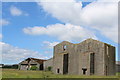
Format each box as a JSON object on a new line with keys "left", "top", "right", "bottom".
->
{"left": 10, "top": 6, "right": 22, "bottom": 16}
{"left": 38, "top": 0, "right": 82, "bottom": 24}
{"left": 10, "top": 6, "right": 29, "bottom": 16}
{"left": 0, "top": 42, "right": 48, "bottom": 64}
{"left": 23, "top": 23, "right": 97, "bottom": 41}
{"left": 43, "top": 41, "right": 59, "bottom": 49}
{"left": 38, "top": 0, "right": 118, "bottom": 42}
{"left": 81, "top": 2, "right": 118, "bottom": 42}
{"left": 96, "top": 0, "right": 119, "bottom": 2}
{"left": 37, "top": 0, "right": 119, "bottom": 2}
{"left": 37, "top": 0, "right": 75, "bottom": 2}
{"left": 0, "top": 19, "right": 10, "bottom": 26}
{"left": 0, "top": 34, "right": 2, "bottom": 40}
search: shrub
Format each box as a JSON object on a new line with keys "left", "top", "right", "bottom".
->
{"left": 47, "top": 66, "right": 52, "bottom": 71}
{"left": 30, "top": 66, "right": 38, "bottom": 70}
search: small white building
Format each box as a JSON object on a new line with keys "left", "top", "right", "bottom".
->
{"left": 0, "top": 64, "right": 4, "bottom": 68}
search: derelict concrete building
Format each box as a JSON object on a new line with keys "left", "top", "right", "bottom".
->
{"left": 44, "top": 58, "right": 53, "bottom": 71}
{"left": 53, "top": 38, "right": 116, "bottom": 76}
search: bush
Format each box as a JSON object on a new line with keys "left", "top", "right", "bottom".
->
{"left": 47, "top": 66, "right": 52, "bottom": 71}
{"left": 30, "top": 66, "right": 38, "bottom": 70}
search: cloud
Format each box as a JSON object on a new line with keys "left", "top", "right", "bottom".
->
{"left": 37, "top": 0, "right": 76, "bottom": 2}
{"left": 43, "top": 41, "right": 59, "bottom": 49}
{"left": 10, "top": 6, "right": 29, "bottom": 16}
{"left": 10, "top": 6, "right": 22, "bottom": 16}
{"left": 0, "top": 34, "right": 2, "bottom": 40}
{"left": 23, "top": 23, "right": 97, "bottom": 41}
{"left": 38, "top": 0, "right": 118, "bottom": 42}
{"left": 0, "top": 19, "right": 10, "bottom": 26}
{"left": 0, "top": 42, "right": 48, "bottom": 64}
{"left": 80, "top": 1, "right": 118, "bottom": 42}
{"left": 37, "top": 0, "right": 119, "bottom": 2}
{"left": 96, "top": 0, "right": 119, "bottom": 2}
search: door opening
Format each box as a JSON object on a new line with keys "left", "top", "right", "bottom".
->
{"left": 90, "top": 53, "right": 95, "bottom": 75}
{"left": 63, "top": 54, "right": 69, "bottom": 74}
{"left": 40, "top": 64, "right": 43, "bottom": 70}
{"left": 106, "top": 66, "right": 107, "bottom": 76}
{"left": 57, "top": 68, "right": 60, "bottom": 73}
{"left": 82, "top": 68, "right": 87, "bottom": 75}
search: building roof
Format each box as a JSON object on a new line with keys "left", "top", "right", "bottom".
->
{"left": 20, "top": 58, "right": 47, "bottom": 64}
{"left": 29, "top": 58, "right": 47, "bottom": 64}
{"left": 76, "top": 38, "right": 114, "bottom": 47}
{"left": 19, "top": 60, "right": 28, "bottom": 64}
{"left": 55, "top": 38, "right": 115, "bottom": 47}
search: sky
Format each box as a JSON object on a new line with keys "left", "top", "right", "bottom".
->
{"left": 1, "top": 0, "right": 119, "bottom": 64}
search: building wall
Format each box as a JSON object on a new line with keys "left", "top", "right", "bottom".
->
{"left": 76, "top": 39, "right": 105, "bottom": 76}
{"left": 53, "top": 41, "right": 74, "bottom": 74}
{"left": 53, "top": 39, "right": 116, "bottom": 76}
{"left": 104, "top": 44, "right": 116, "bottom": 75}
{"left": 44, "top": 58, "right": 53, "bottom": 71}
{"left": 19, "top": 64, "right": 28, "bottom": 70}
{"left": 19, "top": 59, "right": 40, "bottom": 70}
{"left": 29, "top": 60, "right": 40, "bottom": 70}
{"left": 116, "top": 64, "right": 120, "bottom": 72}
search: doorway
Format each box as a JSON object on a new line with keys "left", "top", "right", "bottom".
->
{"left": 82, "top": 68, "right": 87, "bottom": 75}
{"left": 106, "top": 66, "right": 107, "bottom": 76}
{"left": 57, "top": 68, "right": 60, "bottom": 73}
{"left": 39, "top": 64, "right": 43, "bottom": 70}
{"left": 90, "top": 53, "right": 95, "bottom": 75}
{"left": 63, "top": 54, "right": 69, "bottom": 74}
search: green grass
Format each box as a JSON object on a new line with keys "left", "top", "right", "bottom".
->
{"left": 1, "top": 69, "right": 120, "bottom": 78}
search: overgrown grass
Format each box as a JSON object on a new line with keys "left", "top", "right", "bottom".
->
{"left": 1, "top": 69, "right": 120, "bottom": 78}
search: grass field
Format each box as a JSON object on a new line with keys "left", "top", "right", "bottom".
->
{"left": 1, "top": 69, "right": 120, "bottom": 78}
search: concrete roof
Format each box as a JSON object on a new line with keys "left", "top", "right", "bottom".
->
{"left": 19, "top": 58, "right": 47, "bottom": 64}
{"left": 29, "top": 58, "right": 47, "bottom": 64}
{"left": 55, "top": 38, "right": 114, "bottom": 47}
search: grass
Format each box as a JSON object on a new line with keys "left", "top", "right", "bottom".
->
{"left": 1, "top": 69, "right": 120, "bottom": 78}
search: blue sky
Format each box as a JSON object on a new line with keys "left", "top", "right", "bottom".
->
{"left": 1, "top": 0, "right": 119, "bottom": 64}
{"left": 2, "top": 2, "right": 60, "bottom": 49}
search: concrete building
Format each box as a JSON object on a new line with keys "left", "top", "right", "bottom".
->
{"left": 53, "top": 38, "right": 116, "bottom": 76}
{"left": 19, "top": 58, "right": 46, "bottom": 70}
{"left": 44, "top": 58, "right": 53, "bottom": 71}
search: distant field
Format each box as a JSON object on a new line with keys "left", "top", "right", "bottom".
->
{"left": 1, "top": 69, "right": 120, "bottom": 78}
